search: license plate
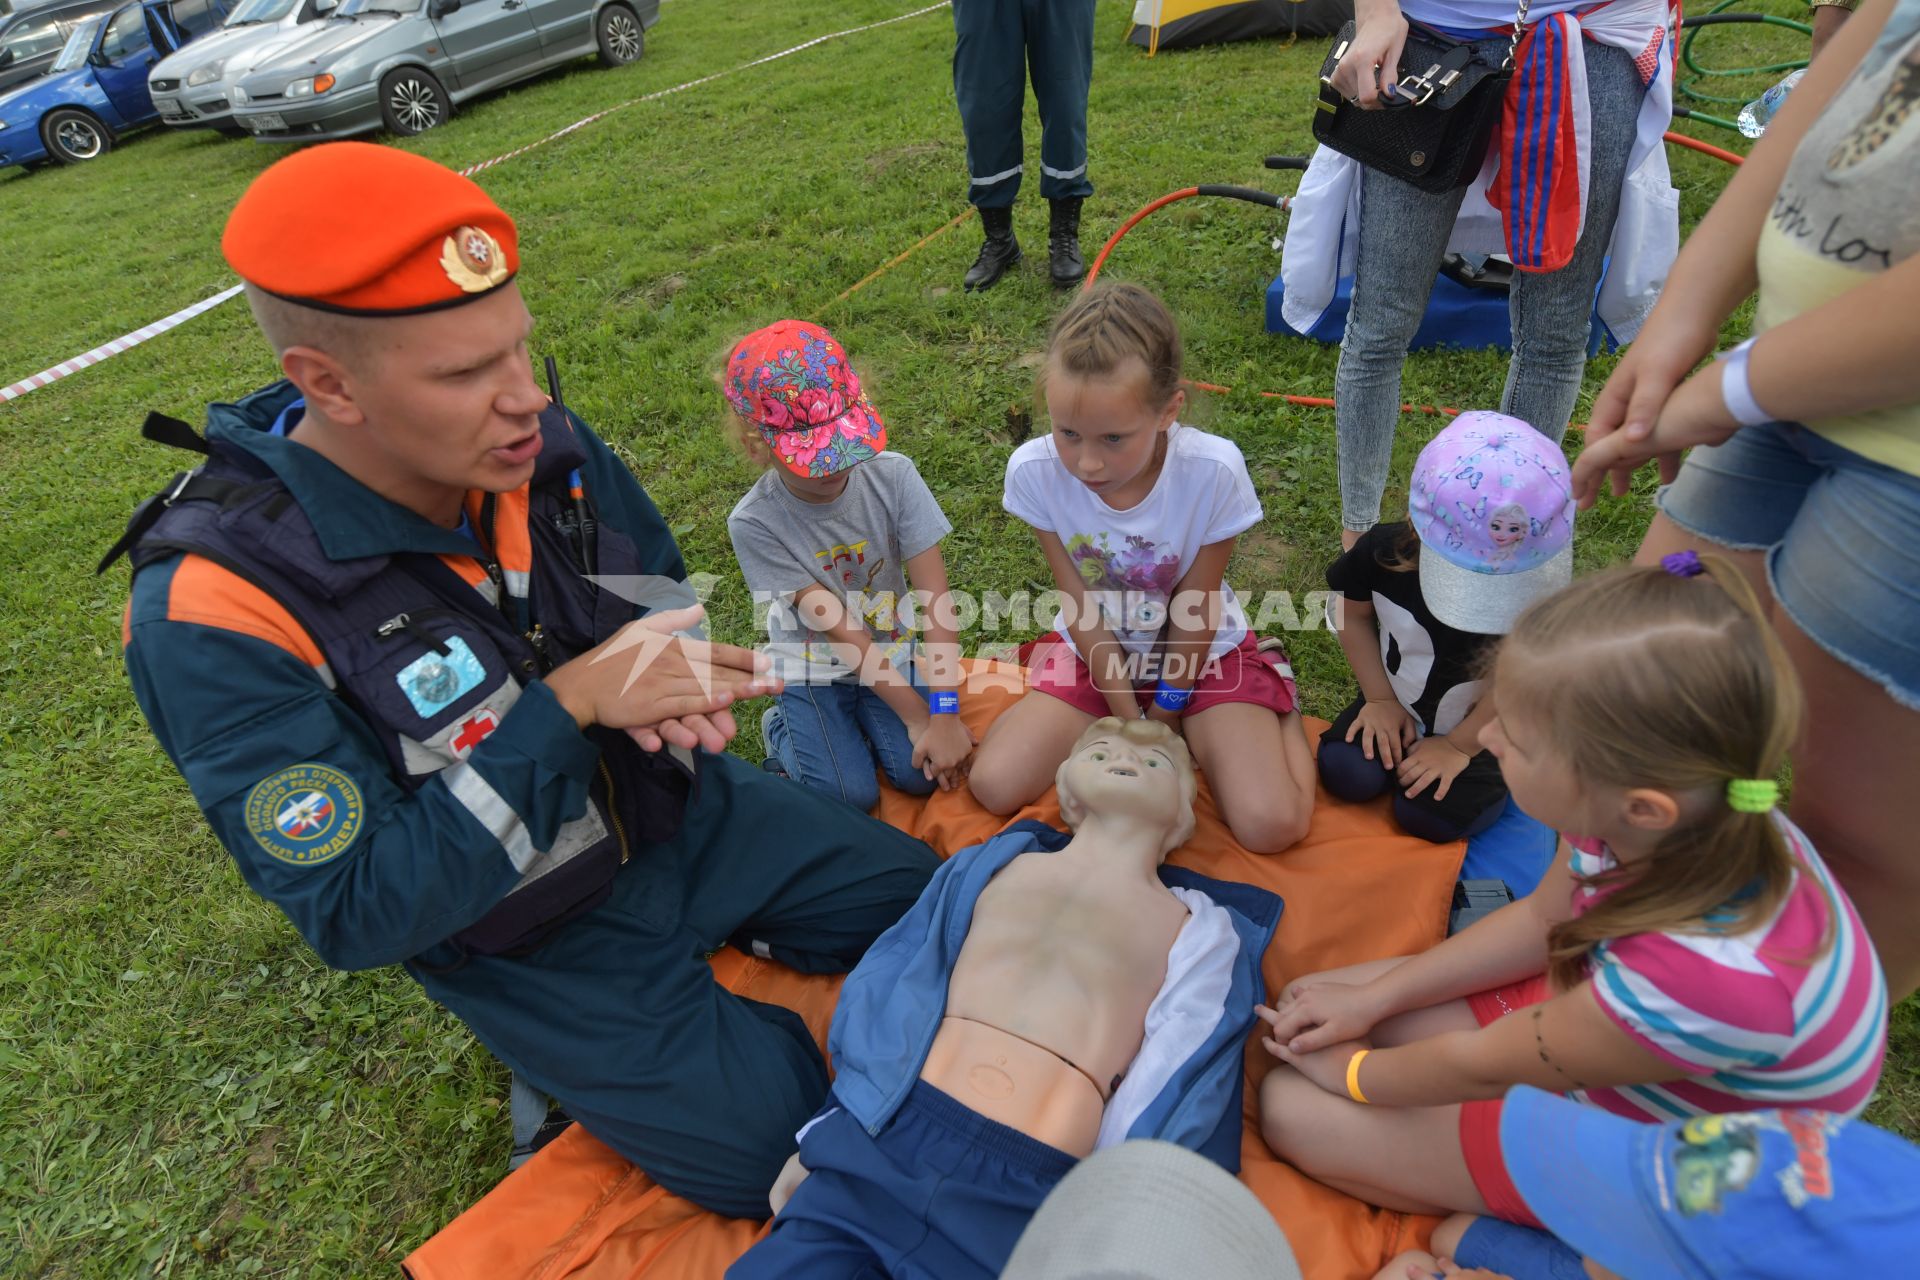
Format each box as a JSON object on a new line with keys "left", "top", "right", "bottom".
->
{"left": 244, "top": 111, "right": 286, "bottom": 131}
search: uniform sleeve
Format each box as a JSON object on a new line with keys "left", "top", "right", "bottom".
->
{"left": 1586, "top": 935, "right": 1796, "bottom": 1074}
{"left": 1199, "top": 445, "right": 1263, "bottom": 545}
{"left": 883, "top": 455, "right": 954, "bottom": 561}
{"left": 1002, "top": 447, "right": 1056, "bottom": 532}
{"left": 125, "top": 559, "right": 600, "bottom": 971}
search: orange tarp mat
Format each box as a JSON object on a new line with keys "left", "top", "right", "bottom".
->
{"left": 405, "top": 660, "right": 1462, "bottom": 1280}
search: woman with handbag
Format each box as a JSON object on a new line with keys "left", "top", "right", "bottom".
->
{"left": 1283, "top": 0, "right": 1679, "bottom": 549}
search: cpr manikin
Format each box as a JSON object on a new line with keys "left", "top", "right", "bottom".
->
{"left": 729, "top": 717, "right": 1279, "bottom": 1280}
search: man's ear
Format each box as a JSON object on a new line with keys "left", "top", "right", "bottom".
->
{"left": 1621, "top": 786, "right": 1682, "bottom": 834}
{"left": 281, "top": 345, "right": 367, "bottom": 427}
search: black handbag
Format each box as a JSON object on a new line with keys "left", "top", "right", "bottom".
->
{"left": 1310, "top": 2, "right": 1529, "bottom": 193}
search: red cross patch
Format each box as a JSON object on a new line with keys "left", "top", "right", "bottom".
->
{"left": 450, "top": 708, "right": 501, "bottom": 759}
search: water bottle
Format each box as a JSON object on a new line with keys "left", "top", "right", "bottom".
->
{"left": 1738, "top": 68, "right": 1807, "bottom": 138}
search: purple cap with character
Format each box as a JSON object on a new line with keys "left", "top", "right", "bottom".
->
{"left": 1407, "top": 411, "right": 1575, "bottom": 635}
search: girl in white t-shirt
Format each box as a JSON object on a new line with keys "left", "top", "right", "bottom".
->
{"left": 968, "top": 283, "right": 1317, "bottom": 853}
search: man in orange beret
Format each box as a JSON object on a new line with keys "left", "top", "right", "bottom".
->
{"left": 107, "top": 143, "right": 938, "bottom": 1216}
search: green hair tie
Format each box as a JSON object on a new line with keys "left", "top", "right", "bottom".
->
{"left": 1727, "top": 779, "right": 1780, "bottom": 814}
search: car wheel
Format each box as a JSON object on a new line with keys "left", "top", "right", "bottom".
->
{"left": 40, "top": 108, "right": 113, "bottom": 164}
{"left": 595, "top": 2, "right": 644, "bottom": 66}
{"left": 379, "top": 67, "right": 451, "bottom": 137}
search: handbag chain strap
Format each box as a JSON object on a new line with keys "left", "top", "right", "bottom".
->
{"left": 1503, "top": 0, "right": 1532, "bottom": 70}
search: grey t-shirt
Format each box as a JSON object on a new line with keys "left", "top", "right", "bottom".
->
{"left": 727, "top": 451, "right": 953, "bottom": 683}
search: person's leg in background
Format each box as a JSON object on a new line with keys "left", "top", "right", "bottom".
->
{"left": 1335, "top": 170, "right": 1469, "bottom": 548}
{"left": 1023, "top": 0, "right": 1096, "bottom": 287}
{"left": 767, "top": 680, "right": 886, "bottom": 812}
{"left": 1500, "top": 41, "right": 1644, "bottom": 442}
{"left": 953, "top": 0, "right": 1026, "bottom": 289}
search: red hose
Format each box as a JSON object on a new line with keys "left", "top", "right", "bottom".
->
{"left": 1663, "top": 130, "right": 1745, "bottom": 166}
{"left": 1084, "top": 187, "right": 1203, "bottom": 290}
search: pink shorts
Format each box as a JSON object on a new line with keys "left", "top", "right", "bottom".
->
{"left": 1025, "top": 631, "right": 1299, "bottom": 719}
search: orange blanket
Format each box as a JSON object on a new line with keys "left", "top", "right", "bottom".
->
{"left": 405, "top": 662, "right": 1461, "bottom": 1280}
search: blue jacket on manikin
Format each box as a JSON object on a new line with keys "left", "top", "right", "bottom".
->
{"left": 825, "top": 820, "right": 1282, "bottom": 1172}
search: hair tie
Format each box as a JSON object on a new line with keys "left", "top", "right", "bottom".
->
{"left": 1661, "top": 550, "right": 1706, "bottom": 578}
{"left": 1727, "top": 779, "right": 1779, "bottom": 814}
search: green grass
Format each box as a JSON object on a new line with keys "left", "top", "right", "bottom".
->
{"left": 0, "top": 0, "right": 1908, "bottom": 1273}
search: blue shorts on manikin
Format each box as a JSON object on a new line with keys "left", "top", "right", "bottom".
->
{"left": 727, "top": 1082, "right": 1076, "bottom": 1280}
{"left": 952, "top": 0, "right": 1096, "bottom": 207}
{"left": 408, "top": 750, "right": 939, "bottom": 1220}
{"left": 765, "top": 676, "right": 938, "bottom": 812}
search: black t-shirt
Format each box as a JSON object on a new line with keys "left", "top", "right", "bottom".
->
{"left": 1324, "top": 523, "right": 1498, "bottom": 737}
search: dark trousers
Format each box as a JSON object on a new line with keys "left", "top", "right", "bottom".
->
{"left": 411, "top": 751, "right": 939, "bottom": 1218}
{"left": 1318, "top": 697, "right": 1508, "bottom": 844}
{"left": 952, "top": 0, "right": 1096, "bottom": 207}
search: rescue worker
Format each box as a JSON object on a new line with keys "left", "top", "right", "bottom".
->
{"left": 952, "top": 0, "right": 1097, "bottom": 290}
{"left": 107, "top": 143, "right": 940, "bottom": 1218}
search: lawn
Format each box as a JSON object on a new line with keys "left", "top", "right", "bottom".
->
{"left": 0, "top": 0, "right": 1911, "bottom": 1274}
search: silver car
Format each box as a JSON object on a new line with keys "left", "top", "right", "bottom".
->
{"left": 148, "top": 0, "right": 337, "bottom": 134}
{"left": 226, "top": 0, "right": 655, "bottom": 141}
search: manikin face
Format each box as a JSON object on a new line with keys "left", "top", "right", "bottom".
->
{"left": 324, "top": 285, "right": 550, "bottom": 498}
{"left": 1044, "top": 355, "right": 1182, "bottom": 505}
{"left": 1056, "top": 726, "right": 1194, "bottom": 854}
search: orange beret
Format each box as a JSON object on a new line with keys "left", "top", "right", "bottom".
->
{"left": 222, "top": 142, "right": 519, "bottom": 316}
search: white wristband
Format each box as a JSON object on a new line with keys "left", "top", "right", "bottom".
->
{"left": 1717, "top": 339, "right": 1774, "bottom": 429}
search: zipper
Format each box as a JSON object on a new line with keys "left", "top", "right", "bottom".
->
{"left": 597, "top": 758, "right": 631, "bottom": 865}
{"left": 374, "top": 610, "right": 455, "bottom": 655}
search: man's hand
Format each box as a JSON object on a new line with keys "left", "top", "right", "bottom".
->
{"left": 1330, "top": 0, "right": 1410, "bottom": 108}
{"left": 545, "top": 606, "right": 781, "bottom": 743}
{"left": 1398, "top": 736, "right": 1471, "bottom": 801}
{"left": 1349, "top": 698, "right": 1418, "bottom": 769}
{"left": 912, "top": 715, "right": 976, "bottom": 791}
{"left": 1260, "top": 978, "right": 1390, "bottom": 1054}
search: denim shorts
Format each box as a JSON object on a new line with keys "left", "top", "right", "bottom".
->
{"left": 1657, "top": 422, "right": 1920, "bottom": 710}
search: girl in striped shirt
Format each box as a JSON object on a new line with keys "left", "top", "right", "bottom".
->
{"left": 1252, "top": 553, "right": 1887, "bottom": 1231}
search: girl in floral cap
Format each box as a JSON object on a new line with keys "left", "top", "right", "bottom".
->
{"left": 968, "top": 283, "right": 1316, "bottom": 855}
{"left": 724, "top": 320, "right": 974, "bottom": 809}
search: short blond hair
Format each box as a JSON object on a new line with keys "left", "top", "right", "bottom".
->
{"left": 244, "top": 283, "right": 382, "bottom": 368}
{"left": 1055, "top": 716, "right": 1198, "bottom": 857}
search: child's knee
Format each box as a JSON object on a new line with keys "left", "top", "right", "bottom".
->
{"left": 1390, "top": 789, "right": 1469, "bottom": 844}
{"left": 1317, "top": 736, "right": 1393, "bottom": 803}
{"left": 1431, "top": 1212, "right": 1481, "bottom": 1260}
{"left": 1257, "top": 1065, "right": 1319, "bottom": 1158}
{"left": 963, "top": 751, "right": 1031, "bottom": 815}
{"left": 1227, "top": 790, "right": 1311, "bottom": 855}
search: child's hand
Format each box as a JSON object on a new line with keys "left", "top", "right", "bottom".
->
{"left": 913, "top": 716, "right": 976, "bottom": 787}
{"left": 1398, "top": 736, "right": 1471, "bottom": 800}
{"left": 1258, "top": 980, "right": 1387, "bottom": 1054}
{"left": 1348, "top": 698, "right": 1418, "bottom": 768}
{"left": 1264, "top": 1035, "right": 1369, "bottom": 1097}
{"left": 1144, "top": 703, "right": 1185, "bottom": 735}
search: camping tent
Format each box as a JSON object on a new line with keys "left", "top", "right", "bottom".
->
{"left": 1128, "top": 0, "right": 1351, "bottom": 52}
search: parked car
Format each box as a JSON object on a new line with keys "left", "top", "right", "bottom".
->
{"left": 148, "top": 0, "right": 332, "bottom": 134}
{"left": 0, "top": 0, "right": 121, "bottom": 93}
{"left": 226, "top": 0, "right": 655, "bottom": 142}
{"left": 0, "top": 0, "right": 228, "bottom": 166}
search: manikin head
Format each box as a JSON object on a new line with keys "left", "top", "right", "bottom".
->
{"left": 1054, "top": 717, "right": 1198, "bottom": 859}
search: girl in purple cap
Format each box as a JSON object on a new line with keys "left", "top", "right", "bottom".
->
{"left": 1318, "top": 412, "right": 1573, "bottom": 844}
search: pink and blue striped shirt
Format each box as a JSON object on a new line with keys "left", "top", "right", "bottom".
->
{"left": 1567, "top": 815, "right": 1887, "bottom": 1122}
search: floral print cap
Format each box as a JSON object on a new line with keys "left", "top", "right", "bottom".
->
{"left": 1407, "top": 411, "right": 1575, "bottom": 635}
{"left": 725, "top": 320, "right": 886, "bottom": 478}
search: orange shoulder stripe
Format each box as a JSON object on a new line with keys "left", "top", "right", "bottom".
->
{"left": 165, "top": 555, "right": 326, "bottom": 668}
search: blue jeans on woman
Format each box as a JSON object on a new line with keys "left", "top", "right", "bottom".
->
{"left": 765, "top": 677, "right": 939, "bottom": 812}
{"left": 1335, "top": 38, "right": 1646, "bottom": 532}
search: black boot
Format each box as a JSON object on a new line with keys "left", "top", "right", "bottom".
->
{"left": 1047, "top": 197, "right": 1085, "bottom": 289}
{"left": 963, "top": 206, "right": 1021, "bottom": 292}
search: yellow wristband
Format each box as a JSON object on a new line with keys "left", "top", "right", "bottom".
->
{"left": 1345, "top": 1048, "right": 1371, "bottom": 1104}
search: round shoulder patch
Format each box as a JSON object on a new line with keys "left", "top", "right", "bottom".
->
{"left": 244, "top": 763, "right": 365, "bottom": 866}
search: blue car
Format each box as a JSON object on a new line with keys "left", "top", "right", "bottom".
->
{"left": 0, "top": 0, "right": 229, "bottom": 168}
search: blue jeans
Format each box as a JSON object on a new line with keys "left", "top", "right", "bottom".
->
{"left": 1335, "top": 39, "right": 1645, "bottom": 531}
{"left": 766, "top": 678, "right": 939, "bottom": 812}
{"left": 1658, "top": 421, "right": 1920, "bottom": 710}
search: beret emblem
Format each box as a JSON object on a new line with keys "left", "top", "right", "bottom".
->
{"left": 441, "top": 225, "right": 510, "bottom": 293}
